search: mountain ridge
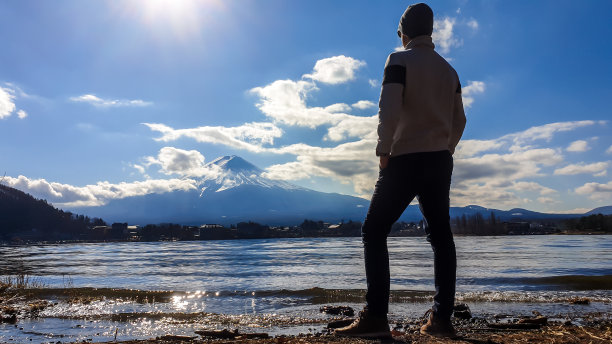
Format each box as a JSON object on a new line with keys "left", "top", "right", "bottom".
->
{"left": 7, "top": 155, "right": 609, "bottom": 226}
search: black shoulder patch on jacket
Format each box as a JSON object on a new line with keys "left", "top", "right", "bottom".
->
{"left": 456, "top": 81, "right": 462, "bottom": 94}
{"left": 382, "top": 65, "right": 406, "bottom": 86}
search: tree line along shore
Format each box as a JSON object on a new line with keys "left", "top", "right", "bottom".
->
{"left": 2, "top": 183, "right": 611, "bottom": 244}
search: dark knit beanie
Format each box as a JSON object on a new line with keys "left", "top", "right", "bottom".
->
{"left": 397, "top": 3, "right": 434, "bottom": 38}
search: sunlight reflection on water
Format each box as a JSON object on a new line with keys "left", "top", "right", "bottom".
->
{"left": 1, "top": 236, "right": 611, "bottom": 343}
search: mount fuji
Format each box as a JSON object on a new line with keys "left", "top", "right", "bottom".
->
{"left": 66, "top": 155, "right": 595, "bottom": 226}
{"left": 69, "top": 155, "right": 372, "bottom": 225}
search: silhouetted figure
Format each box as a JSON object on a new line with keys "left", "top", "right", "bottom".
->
{"left": 336, "top": 2, "right": 466, "bottom": 339}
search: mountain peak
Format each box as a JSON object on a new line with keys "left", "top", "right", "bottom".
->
{"left": 201, "top": 155, "right": 303, "bottom": 193}
{"left": 208, "top": 155, "right": 261, "bottom": 173}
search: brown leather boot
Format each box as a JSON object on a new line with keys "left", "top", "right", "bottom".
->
{"left": 335, "top": 308, "right": 391, "bottom": 339}
{"left": 420, "top": 312, "right": 456, "bottom": 338}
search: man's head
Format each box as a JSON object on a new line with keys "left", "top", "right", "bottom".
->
{"left": 397, "top": 3, "right": 434, "bottom": 39}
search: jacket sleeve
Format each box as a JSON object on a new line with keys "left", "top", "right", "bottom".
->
{"left": 448, "top": 81, "right": 466, "bottom": 155}
{"left": 375, "top": 53, "right": 405, "bottom": 156}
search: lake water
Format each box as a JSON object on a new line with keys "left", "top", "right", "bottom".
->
{"left": 1, "top": 235, "right": 611, "bottom": 342}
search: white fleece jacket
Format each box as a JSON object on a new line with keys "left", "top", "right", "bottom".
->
{"left": 376, "top": 35, "right": 466, "bottom": 157}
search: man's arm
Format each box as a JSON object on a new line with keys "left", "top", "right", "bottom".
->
{"left": 448, "top": 82, "right": 466, "bottom": 155}
{"left": 376, "top": 54, "right": 405, "bottom": 161}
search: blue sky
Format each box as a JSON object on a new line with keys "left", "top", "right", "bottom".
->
{"left": 1, "top": 0, "right": 611, "bottom": 213}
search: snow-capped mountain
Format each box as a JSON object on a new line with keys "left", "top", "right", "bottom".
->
{"left": 200, "top": 155, "right": 303, "bottom": 193}
{"left": 69, "top": 155, "right": 370, "bottom": 225}
{"left": 67, "top": 155, "right": 594, "bottom": 226}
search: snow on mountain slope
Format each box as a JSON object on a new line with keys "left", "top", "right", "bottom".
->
{"left": 200, "top": 155, "right": 304, "bottom": 193}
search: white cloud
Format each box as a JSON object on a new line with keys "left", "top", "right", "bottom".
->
{"left": 368, "top": 79, "right": 379, "bottom": 88}
{"left": 432, "top": 17, "right": 461, "bottom": 54}
{"left": 445, "top": 121, "right": 606, "bottom": 208}
{"left": 467, "top": 19, "right": 479, "bottom": 30}
{"left": 513, "top": 181, "right": 557, "bottom": 195}
{"left": 537, "top": 197, "right": 559, "bottom": 205}
{"left": 547, "top": 208, "right": 591, "bottom": 214}
{"left": 135, "top": 51, "right": 607, "bottom": 212}
{"left": 144, "top": 122, "right": 283, "bottom": 152}
{"left": 325, "top": 103, "right": 352, "bottom": 113}
{"left": 324, "top": 115, "right": 377, "bottom": 142}
{"left": 250, "top": 79, "right": 327, "bottom": 127}
{"left": 4, "top": 175, "right": 198, "bottom": 207}
{"left": 352, "top": 100, "right": 376, "bottom": 110}
{"left": 554, "top": 162, "right": 609, "bottom": 176}
{"left": 0, "top": 84, "right": 30, "bottom": 120}
{"left": 303, "top": 55, "right": 366, "bottom": 84}
{"left": 453, "top": 148, "right": 564, "bottom": 184}
{"left": 454, "top": 139, "right": 503, "bottom": 158}
{"left": 606, "top": 145, "right": 612, "bottom": 154}
{"left": 575, "top": 180, "right": 612, "bottom": 201}
{"left": 0, "top": 86, "right": 16, "bottom": 119}
{"left": 144, "top": 147, "right": 222, "bottom": 178}
{"left": 263, "top": 138, "right": 379, "bottom": 196}
{"left": 461, "top": 80, "right": 485, "bottom": 108}
{"left": 69, "top": 94, "right": 152, "bottom": 108}
{"left": 131, "top": 163, "right": 147, "bottom": 175}
{"left": 566, "top": 140, "right": 589, "bottom": 152}
{"left": 502, "top": 120, "right": 599, "bottom": 151}
{"left": 249, "top": 71, "right": 378, "bottom": 141}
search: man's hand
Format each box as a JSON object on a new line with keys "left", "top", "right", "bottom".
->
{"left": 379, "top": 156, "right": 389, "bottom": 170}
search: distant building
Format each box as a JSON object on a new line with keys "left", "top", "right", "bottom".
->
{"left": 200, "top": 224, "right": 224, "bottom": 229}
{"left": 126, "top": 225, "right": 140, "bottom": 240}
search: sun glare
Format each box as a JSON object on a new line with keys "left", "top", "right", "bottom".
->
{"left": 116, "top": 0, "right": 224, "bottom": 41}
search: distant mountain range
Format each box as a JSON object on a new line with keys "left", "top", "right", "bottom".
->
{"left": 62, "top": 155, "right": 612, "bottom": 226}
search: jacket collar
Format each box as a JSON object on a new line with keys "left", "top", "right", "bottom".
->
{"left": 405, "top": 35, "right": 435, "bottom": 50}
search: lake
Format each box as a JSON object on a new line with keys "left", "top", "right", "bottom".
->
{"left": 1, "top": 235, "right": 611, "bottom": 342}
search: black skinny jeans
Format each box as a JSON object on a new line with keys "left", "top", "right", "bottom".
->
{"left": 361, "top": 150, "right": 456, "bottom": 320}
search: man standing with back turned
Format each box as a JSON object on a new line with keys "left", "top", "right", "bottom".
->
{"left": 335, "top": 3, "right": 466, "bottom": 339}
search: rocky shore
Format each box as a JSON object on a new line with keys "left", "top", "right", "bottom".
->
{"left": 2, "top": 283, "right": 611, "bottom": 343}
{"left": 91, "top": 316, "right": 612, "bottom": 344}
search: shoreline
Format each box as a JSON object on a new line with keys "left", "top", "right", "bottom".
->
{"left": 59, "top": 312, "right": 612, "bottom": 343}
{"left": 1, "top": 232, "right": 610, "bottom": 247}
{"left": 2, "top": 285, "right": 611, "bottom": 343}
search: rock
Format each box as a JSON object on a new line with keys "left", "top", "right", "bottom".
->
{"left": 569, "top": 297, "right": 590, "bottom": 305}
{"left": 319, "top": 305, "right": 355, "bottom": 316}
{"left": 518, "top": 316, "right": 547, "bottom": 325}
{"left": 195, "top": 329, "right": 237, "bottom": 339}
{"left": 453, "top": 303, "right": 472, "bottom": 319}
{"left": 242, "top": 332, "right": 269, "bottom": 339}
{"left": 159, "top": 335, "right": 196, "bottom": 340}
{"left": 327, "top": 319, "right": 355, "bottom": 329}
